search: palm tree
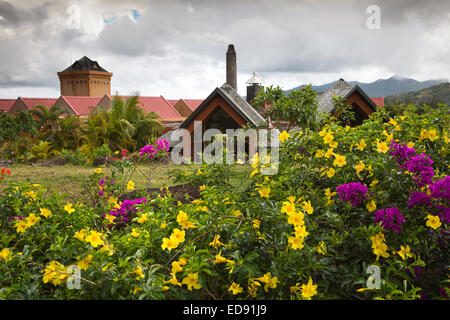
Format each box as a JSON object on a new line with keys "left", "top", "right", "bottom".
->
{"left": 83, "top": 95, "right": 163, "bottom": 152}
{"left": 29, "top": 105, "right": 68, "bottom": 140}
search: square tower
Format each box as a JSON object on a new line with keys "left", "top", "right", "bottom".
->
{"left": 57, "top": 56, "right": 113, "bottom": 97}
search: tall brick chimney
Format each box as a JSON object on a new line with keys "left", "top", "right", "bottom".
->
{"left": 226, "top": 44, "right": 237, "bottom": 91}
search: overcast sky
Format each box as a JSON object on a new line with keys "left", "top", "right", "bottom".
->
{"left": 0, "top": 0, "right": 449, "bottom": 99}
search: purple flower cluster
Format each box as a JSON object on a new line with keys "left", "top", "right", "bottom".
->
{"left": 408, "top": 192, "right": 432, "bottom": 207}
{"left": 389, "top": 141, "right": 416, "bottom": 168}
{"left": 104, "top": 197, "right": 147, "bottom": 227}
{"left": 429, "top": 176, "right": 450, "bottom": 200}
{"left": 98, "top": 176, "right": 114, "bottom": 197}
{"left": 9, "top": 216, "right": 25, "bottom": 222}
{"left": 139, "top": 139, "right": 170, "bottom": 158}
{"left": 374, "top": 207, "right": 406, "bottom": 233}
{"left": 389, "top": 142, "right": 435, "bottom": 187}
{"left": 336, "top": 182, "right": 368, "bottom": 207}
{"left": 405, "top": 154, "right": 435, "bottom": 187}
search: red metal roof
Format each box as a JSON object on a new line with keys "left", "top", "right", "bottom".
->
{"left": 371, "top": 97, "right": 385, "bottom": 107}
{"left": 167, "top": 99, "right": 178, "bottom": 107}
{"left": 181, "top": 99, "right": 203, "bottom": 111}
{"left": 0, "top": 99, "right": 16, "bottom": 112}
{"left": 19, "top": 97, "right": 58, "bottom": 110}
{"left": 60, "top": 96, "right": 103, "bottom": 116}
{"left": 113, "top": 95, "right": 183, "bottom": 121}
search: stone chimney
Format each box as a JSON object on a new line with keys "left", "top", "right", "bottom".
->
{"left": 226, "top": 44, "right": 237, "bottom": 91}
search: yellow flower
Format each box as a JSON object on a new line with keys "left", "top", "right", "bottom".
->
{"left": 126, "top": 181, "right": 135, "bottom": 191}
{"left": 94, "top": 168, "right": 102, "bottom": 174}
{"left": 356, "top": 139, "right": 367, "bottom": 151}
{"left": 366, "top": 200, "right": 377, "bottom": 212}
{"left": 288, "top": 236, "right": 305, "bottom": 250}
{"left": 249, "top": 168, "right": 259, "bottom": 178}
{"left": 0, "top": 248, "right": 12, "bottom": 261}
{"left": 182, "top": 272, "right": 201, "bottom": 291}
{"left": 64, "top": 203, "right": 75, "bottom": 214}
{"left": 171, "top": 228, "right": 186, "bottom": 244}
{"left": 281, "top": 201, "right": 296, "bottom": 215}
{"left": 279, "top": 131, "right": 290, "bottom": 142}
{"left": 130, "top": 228, "right": 141, "bottom": 238}
{"left": 40, "top": 208, "right": 52, "bottom": 218}
{"left": 77, "top": 254, "right": 93, "bottom": 271}
{"left": 252, "top": 219, "right": 261, "bottom": 229}
{"left": 24, "top": 190, "right": 38, "bottom": 200}
{"left": 323, "top": 132, "right": 334, "bottom": 144}
{"left": 326, "top": 168, "right": 335, "bottom": 178}
{"left": 85, "top": 230, "right": 105, "bottom": 248}
{"left": 177, "top": 210, "right": 189, "bottom": 224}
{"left": 255, "top": 272, "right": 279, "bottom": 292}
{"left": 161, "top": 238, "right": 177, "bottom": 251}
{"left": 42, "top": 261, "right": 68, "bottom": 286}
{"left": 209, "top": 234, "right": 227, "bottom": 249}
{"left": 397, "top": 245, "right": 413, "bottom": 260}
{"left": 132, "top": 286, "right": 143, "bottom": 294}
{"left": 258, "top": 187, "right": 271, "bottom": 198}
{"left": 171, "top": 261, "right": 183, "bottom": 277}
{"left": 15, "top": 220, "right": 28, "bottom": 233}
{"left": 301, "top": 277, "right": 318, "bottom": 300}
{"left": 199, "top": 185, "right": 206, "bottom": 191}
{"left": 130, "top": 265, "right": 145, "bottom": 280}
{"left": 196, "top": 169, "right": 203, "bottom": 176}
{"left": 324, "top": 148, "right": 334, "bottom": 158}
{"left": 388, "top": 118, "right": 398, "bottom": 126}
{"left": 248, "top": 280, "right": 261, "bottom": 298}
{"left": 301, "top": 201, "right": 313, "bottom": 215}
{"left": 74, "top": 229, "right": 86, "bottom": 241}
{"left": 137, "top": 213, "right": 148, "bottom": 224}
{"left": 25, "top": 213, "right": 40, "bottom": 227}
{"left": 324, "top": 188, "right": 336, "bottom": 199}
{"left": 164, "top": 276, "right": 182, "bottom": 287}
{"left": 407, "top": 142, "right": 415, "bottom": 149}
{"left": 315, "top": 149, "right": 325, "bottom": 158}
{"left": 228, "top": 282, "right": 244, "bottom": 295}
{"left": 160, "top": 221, "right": 167, "bottom": 229}
{"left": 354, "top": 161, "right": 365, "bottom": 176}
{"left": 213, "top": 251, "right": 233, "bottom": 264}
{"left": 376, "top": 141, "right": 389, "bottom": 153}
{"left": 333, "top": 154, "right": 347, "bottom": 167}
{"left": 287, "top": 211, "right": 304, "bottom": 226}
{"left": 426, "top": 215, "right": 441, "bottom": 229}
{"left": 316, "top": 241, "right": 326, "bottom": 255}
{"left": 104, "top": 214, "right": 116, "bottom": 225}
{"left": 329, "top": 141, "right": 338, "bottom": 148}
{"left": 233, "top": 209, "right": 242, "bottom": 217}
{"left": 370, "top": 232, "right": 390, "bottom": 260}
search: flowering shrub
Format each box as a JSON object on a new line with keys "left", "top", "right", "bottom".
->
{"left": 0, "top": 105, "right": 448, "bottom": 300}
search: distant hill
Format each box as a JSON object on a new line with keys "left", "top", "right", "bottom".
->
{"left": 384, "top": 82, "right": 450, "bottom": 106}
{"left": 287, "top": 76, "right": 448, "bottom": 97}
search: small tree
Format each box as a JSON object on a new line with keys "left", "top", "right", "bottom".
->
{"left": 253, "top": 84, "right": 319, "bottom": 131}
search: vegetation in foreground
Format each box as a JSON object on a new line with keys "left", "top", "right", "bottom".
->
{"left": 0, "top": 104, "right": 448, "bottom": 300}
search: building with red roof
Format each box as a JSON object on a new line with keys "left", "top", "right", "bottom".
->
{"left": 0, "top": 99, "right": 16, "bottom": 113}
{"left": 371, "top": 97, "right": 385, "bottom": 107}
{"left": 169, "top": 99, "right": 204, "bottom": 117}
{"left": 53, "top": 96, "right": 103, "bottom": 116}
{"left": 9, "top": 97, "right": 58, "bottom": 114}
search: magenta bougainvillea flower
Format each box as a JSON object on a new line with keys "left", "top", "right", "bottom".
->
{"left": 408, "top": 192, "right": 432, "bottom": 207}
{"left": 336, "top": 182, "right": 368, "bottom": 207}
{"left": 139, "top": 139, "right": 170, "bottom": 158}
{"left": 373, "top": 207, "right": 406, "bottom": 233}
{"left": 103, "top": 197, "right": 147, "bottom": 227}
{"left": 429, "top": 176, "right": 450, "bottom": 200}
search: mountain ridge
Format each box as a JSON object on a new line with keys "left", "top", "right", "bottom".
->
{"left": 287, "top": 76, "right": 448, "bottom": 97}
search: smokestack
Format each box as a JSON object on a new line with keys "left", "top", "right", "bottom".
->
{"left": 226, "top": 44, "right": 237, "bottom": 91}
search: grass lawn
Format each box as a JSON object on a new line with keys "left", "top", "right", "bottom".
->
{"left": 1, "top": 163, "right": 252, "bottom": 199}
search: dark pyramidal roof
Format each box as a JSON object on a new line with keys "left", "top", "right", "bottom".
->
{"left": 62, "top": 56, "right": 108, "bottom": 72}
